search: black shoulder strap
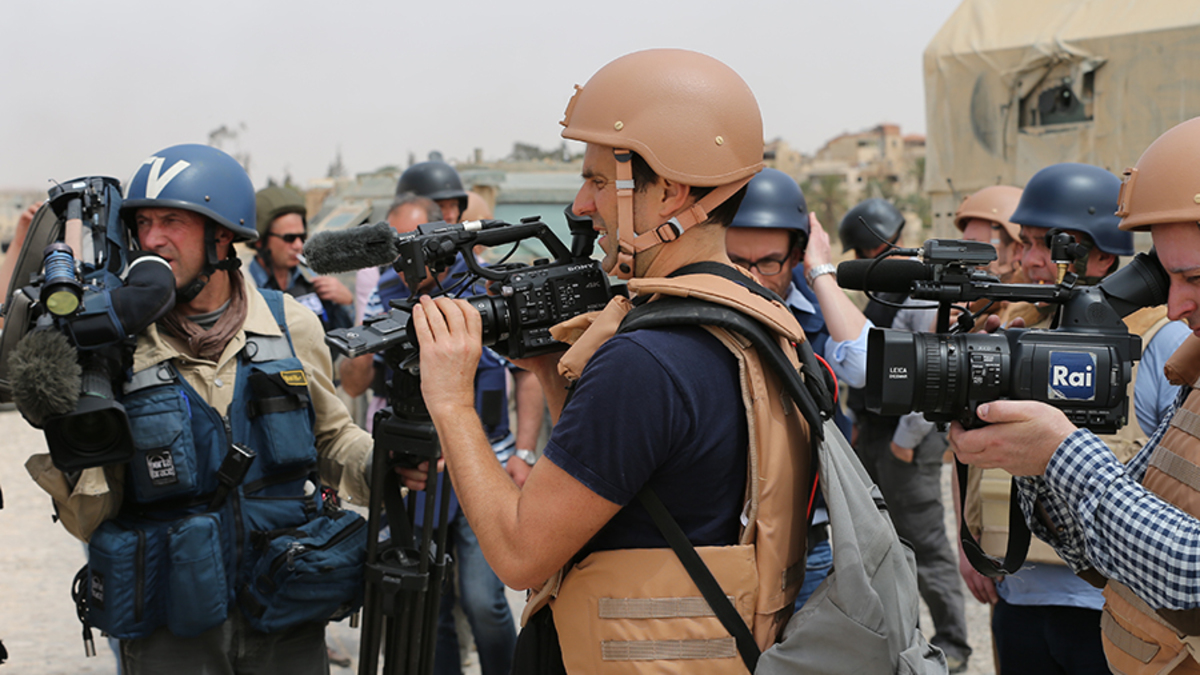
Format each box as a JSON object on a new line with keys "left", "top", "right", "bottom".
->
{"left": 956, "top": 461, "right": 1030, "bottom": 578}
{"left": 618, "top": 295, "right": 834, "bottom": 442}
{"left": 637, "top": 487, "right": 760, "bottom": 673}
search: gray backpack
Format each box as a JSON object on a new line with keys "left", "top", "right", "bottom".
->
{"left": 757, "top": 418, "right": 947, "bottom": 675}
{"left": 619, "top": 273, "right": 946, "bottom": 675}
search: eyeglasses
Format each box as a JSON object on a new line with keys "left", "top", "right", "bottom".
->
{"left": 729, "top": 255, "right": 788, "bottom": 276}
{"left": 269, "top": 232, "right": 306, "bottom": 244}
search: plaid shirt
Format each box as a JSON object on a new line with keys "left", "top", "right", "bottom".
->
{"left": 1015, "top": 386, "right": 1200, "bottom": 609}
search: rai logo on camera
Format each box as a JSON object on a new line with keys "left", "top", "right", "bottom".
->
{"left": 1047, "top": 351, "right": 1097, "bottom": 401}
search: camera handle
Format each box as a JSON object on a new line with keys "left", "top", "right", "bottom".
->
{"left": 358, "top": 399, "right": 452, "bottom": 675}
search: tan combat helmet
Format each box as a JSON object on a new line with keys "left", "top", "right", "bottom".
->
{"left": 1117, "top": 116, "right": 1200, "bottom": 231}
{"left": 560, "top": 49, "right": 764, "bottom": 279}
{"left": 955, "top": 185, "right": 1023, "bottom": 241}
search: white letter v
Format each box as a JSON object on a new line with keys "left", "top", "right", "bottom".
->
{"left": 143, "top": 156, "right": 191, "bottom": 199}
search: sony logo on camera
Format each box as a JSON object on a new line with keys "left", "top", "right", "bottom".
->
{"left": 1048, "top": 351, "right": 1097, "bottom": 402}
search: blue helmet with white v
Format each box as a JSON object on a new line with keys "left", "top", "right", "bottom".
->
{"left": 121, "top": 144, "right": 258, "bottom": 242}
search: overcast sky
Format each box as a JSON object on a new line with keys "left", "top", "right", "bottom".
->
{"left": 0, "top": 0, "right": 963, "bottom": 190}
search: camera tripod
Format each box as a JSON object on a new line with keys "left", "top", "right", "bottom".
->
{"left": 358, "top": 368, "right": 452, "bottom": 675}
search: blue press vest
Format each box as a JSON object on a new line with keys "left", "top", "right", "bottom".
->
{"left": 87, "top": 290, "right": 327, "bottom": 638}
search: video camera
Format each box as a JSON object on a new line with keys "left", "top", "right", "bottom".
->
{"left": 303, "top": 209, "right": 620, "bottom": 675}
{"left": 0, "top": 177, "right": 175, "bottom": 472}
{"left": 319, "top": 209, "right": 623, "bottom": 364}
{"left": 840, "top": 235, "right": 1170, "bottom": 434}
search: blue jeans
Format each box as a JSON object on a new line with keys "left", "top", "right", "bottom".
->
{"left": 794, "top": 537, "right": 832, "bottom": 610}
{"left": 424, "top": 510, "right": 517, "bottom": 675}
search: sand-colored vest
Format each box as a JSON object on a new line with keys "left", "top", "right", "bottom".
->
{"left": 1100, "top": 333, "right": 1200, "bottom": 675}
{"left": 964, "top": 306, "right": 1170, "bottom": 565}
{"left": 523, "top": 272, "right": 811, "bottom": 674}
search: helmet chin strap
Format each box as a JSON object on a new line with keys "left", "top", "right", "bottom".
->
{"left": 176, "top": 222, "right": 241, "bottom": 303}
{"left": 610, "top": 149, "right": 752, "bottom": 280}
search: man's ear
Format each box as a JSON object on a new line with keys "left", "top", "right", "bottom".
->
{"left": 215, "top": 226, "right": 237, "bottom": 257}
{"left": 789, "top": 244, "right": 804, "bottom": 267}
{"left": 655, "top": 178, "right": 693, "bottom": 221}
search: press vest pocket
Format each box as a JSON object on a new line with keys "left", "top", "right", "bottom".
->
{"left": 87, "top": 519, "right": 168, "bottom": 639}
{"left": 124, "top": 387, "right": 199, "bottom": 502}
{"left": 245, "top": 362, "right": 318, "bottom": 469}
{"left": 239, "top": 508, "right": 367, "bottom": 633}
{"left": 166, "top": 513, "right": 229, "bottom": 637}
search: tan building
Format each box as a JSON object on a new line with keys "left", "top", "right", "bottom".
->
{"left": 923, "top": 0, "right": 1200, "bottom": 240}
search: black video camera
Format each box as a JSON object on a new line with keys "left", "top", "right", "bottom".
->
{"left": 844, "top": 237, "right": 1170, "bottom": 433}
{"left": 1, "top": 177, "right": 175, "bottom": 472}
{"left": 325, "top": 210, "right": 623, "bottom": 363}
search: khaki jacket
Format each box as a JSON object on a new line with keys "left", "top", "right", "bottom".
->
{"left": 26, "top": 286, "right": 373, "bottom": 541}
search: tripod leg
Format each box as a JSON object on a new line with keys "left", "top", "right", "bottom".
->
{"left": 419, "top": 478, "right": 454, "bottom": 675}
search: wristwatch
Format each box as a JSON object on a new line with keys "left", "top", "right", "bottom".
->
{"left": 513, "top": 449, "right": 538, "bottom": 466}
{"left": 805, "top": 263, "right": 837, "bottom": 286}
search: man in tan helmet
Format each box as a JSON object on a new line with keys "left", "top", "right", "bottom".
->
{"left": 951, "top": 117, "right": 1200, "bottom": 674}
{"left": 957, "top": 185, "right": 1025, "bottom": 284}
{"left": 404, "top": 49, "right": 813, "bottom": 673}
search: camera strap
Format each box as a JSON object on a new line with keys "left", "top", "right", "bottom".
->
{"left": 955, "top": 459, "right": 1031, "bottom": 578}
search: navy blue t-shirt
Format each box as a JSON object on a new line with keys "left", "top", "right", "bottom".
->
{"left": 544, "top": 325, "right": 748, "bottom": 556}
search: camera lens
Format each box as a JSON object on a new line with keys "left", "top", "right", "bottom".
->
{"left": 465, "top": 295, "right": 510, "bottom": 349}
{"left": 58, "top": 405, "right": 127, "bottom": 456}
{"left": 867, "top": 328, "right": 1009, "bottom": 423}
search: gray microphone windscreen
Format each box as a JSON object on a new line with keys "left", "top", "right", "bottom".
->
{"left": 303, "top": 222, "right": 401, "bottom": 274}
{"left": 10, "top": 330, "right": 81, "bottom": 427}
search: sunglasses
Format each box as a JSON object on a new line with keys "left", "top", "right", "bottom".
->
{"left": 269, "top": 232, "right": 306, "bottom": 244}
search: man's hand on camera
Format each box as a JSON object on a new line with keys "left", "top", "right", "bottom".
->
{"left": 948, "top": 400, "right": 1077, "bottom": 476}
{"left": 17, "top": 201, "right": 42, "bottom": 236}
{"left": 396, "top": 458, "right": 445, "bottom": 492}
{"left": 412, "top": 295, "right": 483, "bottom": 418}
{"left": 981, "top": 314, "right": 1027, "bottom": 333}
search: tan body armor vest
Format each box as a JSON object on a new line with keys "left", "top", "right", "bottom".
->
{"left": 524, "top": 272, "right": 811, "bottom": 674}
{"left": 1100, "top": 334, "right": 1200, "bottom": 675}
{"left": 964, "top": 306, "right": 1170, "bottom": 565}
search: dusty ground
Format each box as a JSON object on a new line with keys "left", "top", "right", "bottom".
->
{"left": 0, "top": 406, "right": 995, "bottom": 674}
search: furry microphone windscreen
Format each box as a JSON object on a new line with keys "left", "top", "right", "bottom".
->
{"left": 303, "top": 221, "right": 401, "bottom": 274}
{"left": 10, "top": 330, "right": 81, "bottom": 427}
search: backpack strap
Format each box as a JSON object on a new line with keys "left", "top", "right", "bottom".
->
{"left": 637, "top": 486, "right": 761, "bottom": 673}
{"left": 618, "top": 295, "right": 835, "bottom": 441}
{"left": 618, "top": 282, "right": 833, "bottom": 671}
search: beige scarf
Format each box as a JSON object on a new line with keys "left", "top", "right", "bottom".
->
{"left": 158, "top": 271, "right": 249, "bottom": 361}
